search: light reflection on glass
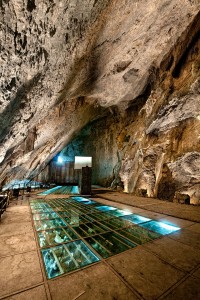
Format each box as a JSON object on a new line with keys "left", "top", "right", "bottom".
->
{"left": 139, "top": 220, "right": 180, "bottom": 235}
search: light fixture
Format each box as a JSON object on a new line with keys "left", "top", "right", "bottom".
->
{"left": 57, "top": 156, "right": 63, "bottom": 164}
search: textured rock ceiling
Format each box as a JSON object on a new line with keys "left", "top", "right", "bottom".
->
{"left": 0, "top": 0, "right": 200, "bottom": 201}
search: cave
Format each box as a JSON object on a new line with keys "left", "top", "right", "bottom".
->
{"left": 0, "top": 1, "right": 200, "bottom": 299}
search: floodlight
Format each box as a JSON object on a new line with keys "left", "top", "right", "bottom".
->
{"left": 57, "top": 156, "right": 63, "bottom": 164}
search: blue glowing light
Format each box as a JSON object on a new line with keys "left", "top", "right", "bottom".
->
{"left": 139, "top": 220, "right": 181, "bottom": 235}
{"left": 57, "top": 156, "right": 63, "bottom": 164}
{"left": 122, "top": 214, "right": 151, "bottom": 224}
{"left": 96, "top": 206, "right": 117, "bottom": 212}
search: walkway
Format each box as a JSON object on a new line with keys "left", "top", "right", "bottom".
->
{"left": 0, "top": 191, "right": 200, "bottom": 300}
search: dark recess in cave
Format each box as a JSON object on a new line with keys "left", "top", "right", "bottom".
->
{"left": 165, "top": 55, "right": 174, "bottom": 71}
{"left": 157, "top": 164, "right": 176, "bottom": 201}
{"left": 172, "top": 20, "right": 200, "bottom": 78}
{"left": 125, "top": 83, "right": 152, "bottom": 123}
{"left": 27, "top": 0, "right": 36, "bottom": 12}
{"left": 21, "top": 35, "right": 27, "bottom": 49}
{"left": 6, "top": 78, "right": 16, "bottom": 91}
{"left": 157, "top": 181, "right": 176, "bottom": 202}
{"left": 50, "top": 26, "right": 56, "bottom": 37}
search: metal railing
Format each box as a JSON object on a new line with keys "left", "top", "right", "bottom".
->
{"left": 0, "top": 194, "right": 9, "bottom": 221}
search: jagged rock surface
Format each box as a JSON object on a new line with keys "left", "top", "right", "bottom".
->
{"left": 0, "top": 0, "right": 200, "bottom": 203}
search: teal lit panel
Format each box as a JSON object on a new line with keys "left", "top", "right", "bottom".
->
{"left": 31, "top": 207, "right": 55, "bottom": 214}
{"left": 38, "top": 186, "right": 62, "bottom": 195}
{"left": 88, "top": 212, "right": 113, "bottom": 221}
{"left": 139, "top": 220, "right": 181, "bottom": 235}
{"left": 30, "top": 202, "right": 54, "bottom": 214}
{"left": 34, "top": 218, "right": 67, "bottom": 231}
{"left": 85, "top": 232, "right": 136, "bottom": 258}
{"left": 71, "top": 196, "right": 97, "bottom": 205}
{"left": 71, "top": 186, "right": 79, "bottom": 194}
{"left": 102, "top": 217, "right": 131, "bottom": 230}
{"left": 96, "top": 206, "right": 117, "bottom": 212}
{"left": 33, "top": 212, "right": 59, "bottom": 220}
{"left": 62, "top": 214, "right": 95, "bottom": 226}
{"left": 72, "top": 221, "right": 109, "bottom": 238}
{"left": 41, "top": 240, "right": 100, "bottom": 279}
{"left": 30, "top": 197, "right": 182, "bottom": 280}
{"left": 57, "top": 211, "right": 71, "bottom": 218}
{"left": 107, "top": 209, "right": 133, "bottom": 217}
{"left": 71, "top": 196, "right": 89, "bottom": 202}
{"left": 37, "top": 227, "right": 78, "bottom": 248}
{"left": 117, "top": 225, "right": 161, "bottom": 245}
{"left": 121, "top": 214, "right": 151, "bottom": 224}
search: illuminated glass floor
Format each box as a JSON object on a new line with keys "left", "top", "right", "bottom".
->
{"left": 39, "top": 185, "right": 79, "bottom": 195}
{"left": 30, "top": 197, "right": 181, "bottom": 279}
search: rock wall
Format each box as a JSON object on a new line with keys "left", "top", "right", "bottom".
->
{"left": 0, "top": 0, "right": 111, "bottom": 182}
{"left": 0, "top": 0, "right": 199, "bottom": 203}
{"left": 61, "top": 27, "right": 200, "bottom": 203}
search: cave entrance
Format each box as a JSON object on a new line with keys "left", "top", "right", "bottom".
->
{"left": 38, "top": 115, "right": 118, "bottom": 189}
{"left": 37, "top": 155, "right": 93, "bottom": 196}
{"left": 74, "top": 156, "right": 92, "bottom": 195}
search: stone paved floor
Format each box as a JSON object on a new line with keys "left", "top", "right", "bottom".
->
{"left": 0, "top": 190, "right": 200, "bottom": 300}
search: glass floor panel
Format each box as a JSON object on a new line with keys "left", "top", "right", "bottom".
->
{"left": 106, "top": 209, "right": 133, "bottom": 217}
{"left": 58, "top": 206, "right": 72, "bottom": 210}
{"left": 56, "top": 208, "right": 86, "bottom": 217}
{"left": 56, "top": 211, "right": 71, "bottom": 218}
{"left": 72, "top": 207, "right": 97, "bottom": 214}
{"left": 31, "top": 207, "right": 55, "bottom": 214}
{"left": 61, "top": 213, "right": 95, "bottom": 226}
{"left": 30, "top": 203, "right": 52, "bottom": 208}
{"left": 121, "top": 214, "right": 151, "bottom": 224}
{"left": 96, "top": 205, "right": 117, "bottom": 212}
{"left": 70, "top": 201, "right": 93, "bottom": 208}
{"left": 39, "top": 186, "right": 62, "bottom": 195}
{"left": 69, "top": 200, "right": 97, "bottom": 208}
{"left": 30, "top": 203, "right": 49, "bottom": 209}
{"left": 34, "top": 218, "right": 67, "bottom": 231}
{"left": 85, "top": 232, "right": 136, "bottom": 258}
{"left": 72, "top": 221, "right": 109, "bottom": 238}
{"left": 88, "top": 212, "right": 113, "bottom": 221}
{"left": 102, "top": 217, "right": 132, "bottom": 230}
{"left": 71, "top": 186, "right": 80, "bottom": 194}
{"left": 117, "top": 225, "right": 161, "bottom": 245}
{"left": 71, "top": 197, "right": 97, "bottom": 205}
{"left": 62, "top": 216, "right": 82, "bottom": 226}
{"left": 72, "top": 197, "right": 90, "bottom": 202}
{"left": 30, "top": 203, "right": 55, "bottom": 213}
{"left": 139, "top": 220, "right": 181, "bottom": 235}
{"left": 30, "top": 197, "right": 181, "bottom": 279}
{"left": 81, "top": 200, "right": 97, "bottom": 205}
{"left": 41, "top": 240, "right": 100, "bottom": 279}
{"left": 37, "top": 227, "right": 78, "bottom": 248}
{"left": 38, "top": 186, "right": 80, "bottom": 196}
{"left": 33, "top": 212, "right": 59, "bottom": 221}
{"left": 63, "top": 208, "right": 88, "bottom": 216}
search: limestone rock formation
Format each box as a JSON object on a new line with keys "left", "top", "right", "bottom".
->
{"left": 0, "top": 0, "right": 200, "bottom": 203}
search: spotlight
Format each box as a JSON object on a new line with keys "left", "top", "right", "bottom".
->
{"left": 57, "top": 156, "right": 63, "bottom": 164}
